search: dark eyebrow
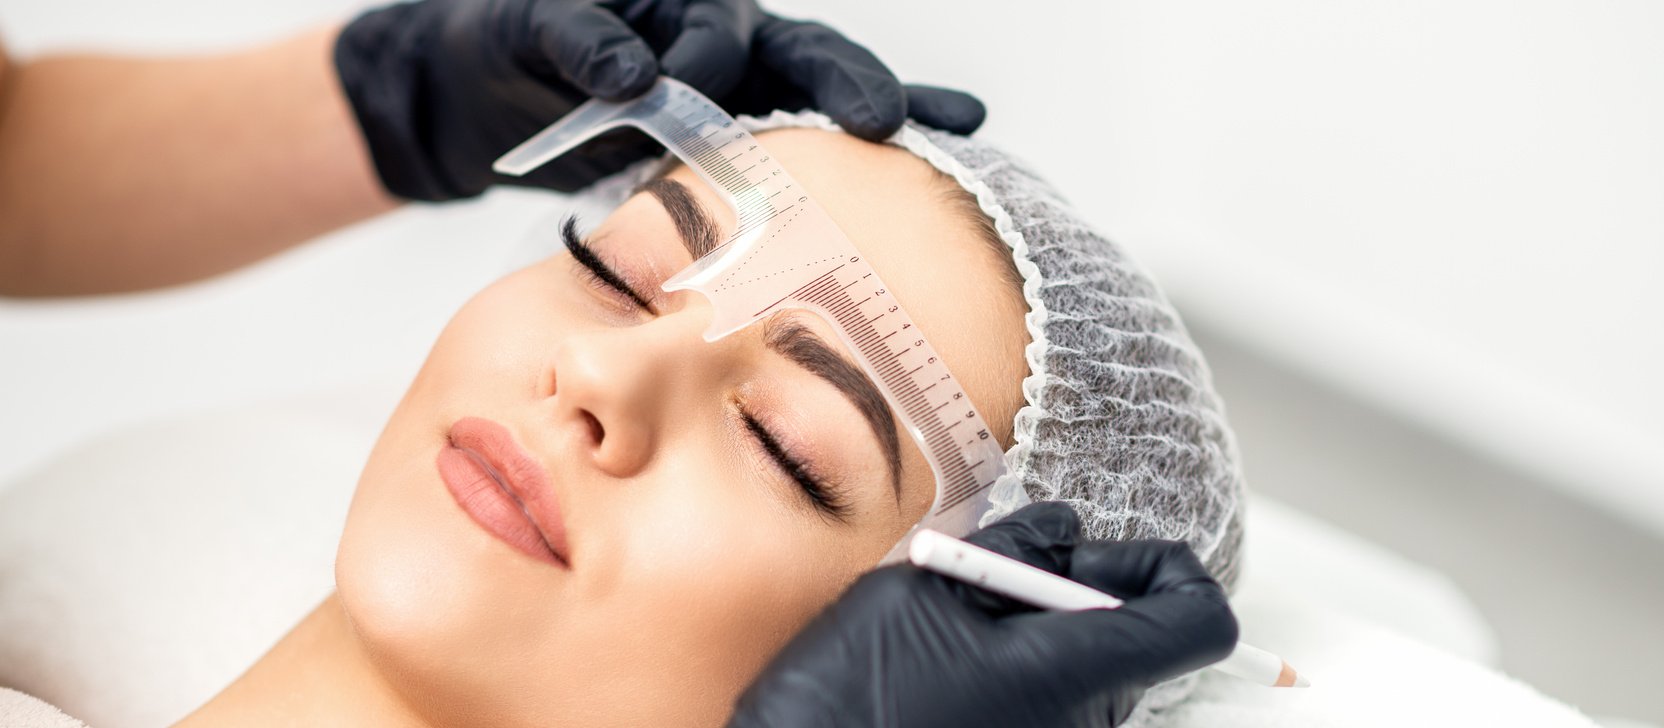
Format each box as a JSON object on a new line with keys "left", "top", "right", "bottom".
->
{"left": 637, "top": 179, "right": 904, "bottom": 495}
{"left": 763, "top": 316, "right": 903, "bottom": 498}
{"left": 639, "top": 178, "right": 719, "bottom": 261}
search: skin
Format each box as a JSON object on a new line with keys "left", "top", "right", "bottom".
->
{"left": 172, "top": 128, "right": 1030, "bottom": 727}
{"left": 0, "top": 26, "right": 397, "bottom": 296}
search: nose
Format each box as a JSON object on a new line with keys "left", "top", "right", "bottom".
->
{"left": 546, "top": 312, "right": 734, "bottom": 477}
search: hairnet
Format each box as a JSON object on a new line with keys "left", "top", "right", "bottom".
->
{"left": 546, "top": 111, "right": 1247, "bottom": 726}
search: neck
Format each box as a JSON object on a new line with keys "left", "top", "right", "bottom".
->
{"left": 172, "top": 592, "right": 429, "bottom": 728}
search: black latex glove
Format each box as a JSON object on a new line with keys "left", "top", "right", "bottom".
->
{"left": 334, "top": 0, "right": 987, "bottom": 201}
{"left": 727, "top": 502, "right": 1239, "bottom": 728}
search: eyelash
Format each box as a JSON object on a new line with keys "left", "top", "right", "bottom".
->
{"left": 562, "top": 216, "right": 653, "bottom": 312}
{"left": 559, "top": 216, "right": 848, "bottom": 521}
{"left": 742, "top": 411, "right": 851, "bottom": 522}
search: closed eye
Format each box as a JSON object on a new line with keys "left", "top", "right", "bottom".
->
{"left": 562, "top": 215, "right": 654, "bottom": 312}
{"left": 741, "top": 411, "right": 851, "bottom": 523}
{"left": 559, "top": 214, "right": 849, "bottom": 523}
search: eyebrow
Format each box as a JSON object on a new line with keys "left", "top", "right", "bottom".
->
{"left": 639, "top": 178, "right": 719, "bottom": 261}
{"left": 633, "top": 178, "right": 904, "bottom": 496}
{"left": 763, "top": 317, "right": 904, "bottom": 496}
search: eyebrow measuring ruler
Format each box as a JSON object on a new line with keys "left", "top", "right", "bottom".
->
{"left": 495, "top": 78, "right": 1016, "bottom": 560}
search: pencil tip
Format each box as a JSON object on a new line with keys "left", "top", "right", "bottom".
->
{"left": 1294, "top": 674, "right": 1311, "bottom": 688}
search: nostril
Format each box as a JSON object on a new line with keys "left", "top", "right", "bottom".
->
{"left": 581, "top": 410, "right": 605, "bottom": 445}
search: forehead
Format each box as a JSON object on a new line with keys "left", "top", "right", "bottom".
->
{"left": 652, "top": 128, "right": 1030, "bottom": 518}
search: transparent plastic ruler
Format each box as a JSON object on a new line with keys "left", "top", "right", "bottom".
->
{"left": 495, "top": 77, "right": 1010, "bottom": 558}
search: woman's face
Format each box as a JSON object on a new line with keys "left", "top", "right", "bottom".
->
{"left": 335, "top": 129, "right": 1029, "bottom": 727}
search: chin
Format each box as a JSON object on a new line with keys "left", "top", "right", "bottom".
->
{"left": 334, "top": 449, "right": 507, "bottom": 724}
{"left": 336, "top": 420, "right": 484, "bottom": 652}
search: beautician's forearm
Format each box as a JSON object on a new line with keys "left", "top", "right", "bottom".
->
{"left": 0, "top": 26, "right": 398, "bottom": 296}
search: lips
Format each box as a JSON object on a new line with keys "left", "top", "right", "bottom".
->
{"left": 437, "top": 417, "right": 571, "bottom": 569}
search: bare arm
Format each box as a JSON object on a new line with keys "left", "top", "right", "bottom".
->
{"left": 0, "top": 26, "right": 399, "bottom": 296}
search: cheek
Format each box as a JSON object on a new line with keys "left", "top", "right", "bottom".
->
{"left": 640, "top": 469, "right": 851, "bottom": 613}
{"left": 613, "top": 468, "right": 856, "bottom": 627}
{"left": 332, "top": 258, "right": 911, "bottom": 727}
{"left": 550, "top": 448, "right": 878, "bottom": 726}
{"left": 335, "top": 413, "right": 554, "bottom": 726}
{"left": 340, "top": 263, "right": 569, "bottom": 622}
{"left": 406, "top": 265, "right": 568, "bottom": 400}
{"left": 336, "top": 262, "right": 591, "bottom": 725}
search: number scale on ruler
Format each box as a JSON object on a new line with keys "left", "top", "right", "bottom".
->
{"left": 638, "top": 85, "right": 788, "bottom": 242}
{"left": 493, "top": 77, "right": 1009, "bottom": 530}
{"left": 785, "top": 266, "right": 993, "bottom": 511}
{"left": 634, "top": 82, "right": 999, "bottom": 517}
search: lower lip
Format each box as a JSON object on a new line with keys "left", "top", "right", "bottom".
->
{"left": 436, "top": 446, "right": 563, "bottom": 567}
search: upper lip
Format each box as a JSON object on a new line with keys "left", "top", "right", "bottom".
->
{"left": 447, "top": 416, "right": 571, "bottom": 568}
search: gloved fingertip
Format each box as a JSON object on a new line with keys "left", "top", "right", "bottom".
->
{"left": 660, "top": 32, "right": 748, "bottom": 101}
{"left": 1067, "top": 538, "right": 1224, "bottom": 603}
{"left": 659, "top": 0, "right": 754, "bottom": 103}
{"left": 755, "top": 18, "right": 905, "bottom": 140}
{"left": 588, "top": 48, "right": 660, "bottom": 101}
{"left": 1008, "top": 500, "right": 1083, "bottom": 532}
{"left": 532, "top": 3, "right": 660, "bottom": 101}
{"left": 1006, "top": 592, "right": 1238, "bottom": 685}
{"left": 963, "top": 501, "right": 1081, "bottom": 568}
{"left": 837, "top": 97, "right": 905, "bottom": 141}
{"left": 904, "top": 85, "right": 987, "bottom": 134}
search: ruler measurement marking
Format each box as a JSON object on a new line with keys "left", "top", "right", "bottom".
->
{"left": 660, "top": 132, "right": 1001, "bottom": 523}
{"left": 733, "top": 204, "right": 795, "bottom": 240}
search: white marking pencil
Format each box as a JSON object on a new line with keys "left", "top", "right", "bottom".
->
{"left": 908, "top": 528, "right": 1309, "bottom": 688}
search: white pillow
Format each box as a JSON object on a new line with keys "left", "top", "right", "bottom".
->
{"left": 1235, "top": 497, "right": 1497, "bottom": 665}
{"left": 1176, "top": 499, "right": 1597, "bottom": 728}
{"left": 1167, "top": 597, "right": 1599, "bottom": 728}
{"left": 0, "top": 382, "right": 398, "bottom": 727}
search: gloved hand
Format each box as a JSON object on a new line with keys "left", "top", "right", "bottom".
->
{"left": 334, "top": 0, "right": 987, "bottom": 201}
{"left": 727, "top": 502, "right": 1239, "bottom": 728}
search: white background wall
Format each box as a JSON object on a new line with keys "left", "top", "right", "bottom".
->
{"left": 768, "top": 0, "right": 1664, "bottom": 538}
{"left": 4, "top": 0, "right": 1659, "bottom": 531}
